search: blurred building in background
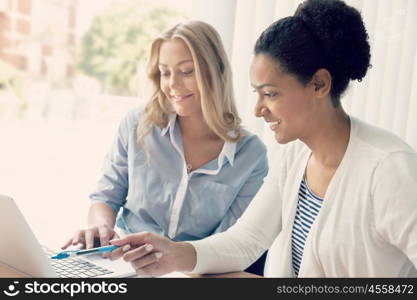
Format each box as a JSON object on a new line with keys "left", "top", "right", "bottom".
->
{"left": 0, "top": 0, "right": 188, "bottom": 121}
{"left": 0, "top": 0, "right": 78, "bottom": 83}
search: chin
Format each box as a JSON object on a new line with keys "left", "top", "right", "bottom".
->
{"left": 274, "top": 133, "right": 294, "bottom": 145}
{"left": 173, "top": 106, "right": 192, "bottom": 116}
{"left": 173, "top": 105, "right": 202, "bottom": 118}
{"left": 171, "top": 103, "right": 188, "bottom": 114}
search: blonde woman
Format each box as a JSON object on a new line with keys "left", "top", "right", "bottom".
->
{"left": 62, "top": 21, "right": 268, "bottom": 272}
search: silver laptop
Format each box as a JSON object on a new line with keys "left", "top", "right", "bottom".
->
{"left": 0, "top": 194, "right": 136, "bottom": 278}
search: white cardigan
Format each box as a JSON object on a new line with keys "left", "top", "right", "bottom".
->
{"left": 190, "top": 117, "right": 417, "bottom": 277}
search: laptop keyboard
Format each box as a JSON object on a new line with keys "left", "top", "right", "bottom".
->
{"left": 43, "top": 247, "right": 114, "bottom": 278}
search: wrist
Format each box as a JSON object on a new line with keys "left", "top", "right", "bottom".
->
{"left": 173, "top": 242, "right": 197, "bottom": 273}
{"left": 87, "top": 221, "right": 114, "bottom": 229}
{"left": 87, "top": 203, "right": 116, "bottom": 228}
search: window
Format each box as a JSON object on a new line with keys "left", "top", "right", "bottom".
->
{"left": 0, "top": 0, "right": 191, "bottom": 247}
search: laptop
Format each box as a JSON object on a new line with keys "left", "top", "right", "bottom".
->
{"left": 0, "top": 194, "right": 140, "bottom": 278}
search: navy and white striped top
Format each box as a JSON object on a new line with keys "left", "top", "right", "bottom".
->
{"left": 291, "top": 176, "right": 324, "bottom": 277}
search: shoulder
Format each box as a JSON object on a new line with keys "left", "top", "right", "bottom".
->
{"left": 350, "top": 117, "right": 417, "bottom": 187}
{"left": 236, "top": 129, "right": 267, "bottom": 156}
{"left": 123, "top": 105, "right": 145, "bottom": 128}
{"left": 113, "top": 105, "right": 146, "bottom": 146}
{"left": 352, "top": 117, "right": 416, "bottom": 160}
{"left": 117, "top": 104, "right": 146, "bottom": 134}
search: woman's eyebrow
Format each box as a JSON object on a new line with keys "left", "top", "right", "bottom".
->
{"left": 251, "top": 83, "right": 279, "bottom": 89}
{"left": 158, "top": 59, "right": 194, "bottom": 67}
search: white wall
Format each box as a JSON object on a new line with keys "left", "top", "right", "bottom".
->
{"left": 192, "top": 0, "right": 417, "bottom": 151}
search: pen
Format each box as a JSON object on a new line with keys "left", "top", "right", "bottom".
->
{"left": 51, "top": 245, "right": 119, "bottom": 260}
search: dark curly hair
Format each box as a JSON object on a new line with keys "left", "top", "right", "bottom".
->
{"left": 254, "top": 0, "right": 371, "bottom": 107}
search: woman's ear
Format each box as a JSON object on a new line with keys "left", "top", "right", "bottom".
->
{"left": 312, "top": 68, "right": 331, "bottom": 97}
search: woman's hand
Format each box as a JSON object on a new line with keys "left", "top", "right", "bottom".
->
{"left": 61, "top": 224, "right": 118, "bottom": 256}
{"left": 109, "top": 232, "right": 197, "bottom": 277}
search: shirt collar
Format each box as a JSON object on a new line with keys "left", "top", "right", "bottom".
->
{"left": 221, "top": 136, "right": 236, "bottom": 167}
{"left": 161, "top": 113, "right": 237, "bottom": 167}
{"left": 160, "top": 114, "right": 176, "bottom": 137}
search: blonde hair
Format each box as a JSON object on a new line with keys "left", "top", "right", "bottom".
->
{"left": 137, "top": 20, "right": 242, "bottom": 149}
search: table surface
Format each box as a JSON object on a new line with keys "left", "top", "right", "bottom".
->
{"left": 0, "top": 262, "right": 30, "bottom": 277}
{"left": 0, "top": 262, "right": 261, "bottom": 278}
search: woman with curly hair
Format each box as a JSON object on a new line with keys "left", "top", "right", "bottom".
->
{"left": 109, "top": 0, "right": 417, "bottom": 277}
{"left": 62, "top": 21, "right": 268, "bottom": 272}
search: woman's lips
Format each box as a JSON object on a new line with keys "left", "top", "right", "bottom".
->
{"left": 269, "top": 120, "right": 281, "bottom": 131}
{"left": 171, "top": 94, "right": 193, "bottom": 102}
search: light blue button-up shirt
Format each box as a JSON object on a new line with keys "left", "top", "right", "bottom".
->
{"left": 90, "top": 106, "right": 268, "bottom": 241}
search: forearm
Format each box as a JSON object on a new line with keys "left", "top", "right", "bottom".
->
{"left": 87, "top": 202, "right": 116, "bottom": 228}
{"left": 189, "top": 224, "right": 268, "bottom": 274}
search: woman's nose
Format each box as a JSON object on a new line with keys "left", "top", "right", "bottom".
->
{"left": 169, "top": 73, "right": 182, "bottom": 89}
{"left": 255, "top": 102, "right": 268, "bottom": 118}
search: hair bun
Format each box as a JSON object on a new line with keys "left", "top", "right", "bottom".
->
{"left": 295, "top": 0, "right": 371, "bottom": 81}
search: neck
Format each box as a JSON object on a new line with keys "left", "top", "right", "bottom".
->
{"left": 301, "top": 106, "right": 350, "bottom": 169}
{"left": 178, "top": 114, "right": 218, "bottom": 140}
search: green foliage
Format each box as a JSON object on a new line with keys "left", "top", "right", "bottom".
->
{"left": 0, "top": 59, "right": 24, "bottom": 98}
{"left": 0, "top": 59, "right": 28, "bottom": 116}
{"left": 78, "top": 3, "right": 185, "bottom": 95}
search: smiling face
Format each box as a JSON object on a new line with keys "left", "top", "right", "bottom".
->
{"left": 250, "top": 53, "right": 317, "bottom": 144}
{"left": 158, "top": 38, "right": 201, "bottom": 117}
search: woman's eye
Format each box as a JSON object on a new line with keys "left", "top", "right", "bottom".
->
{"left": 160, "top": 71, "right": 169, "bottom": 77}
{"left": 181, "top": 70, "right": 194, "bottom": 75}
{"left": 264, "top": 92, "right": 278, "bottom": 97}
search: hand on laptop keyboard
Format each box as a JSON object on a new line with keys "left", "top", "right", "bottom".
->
{"left": 61, "top": 224, "right": 119, "bottom": 258}
{"left": 44, "top": 247, "right": 113, "bottom": 278}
